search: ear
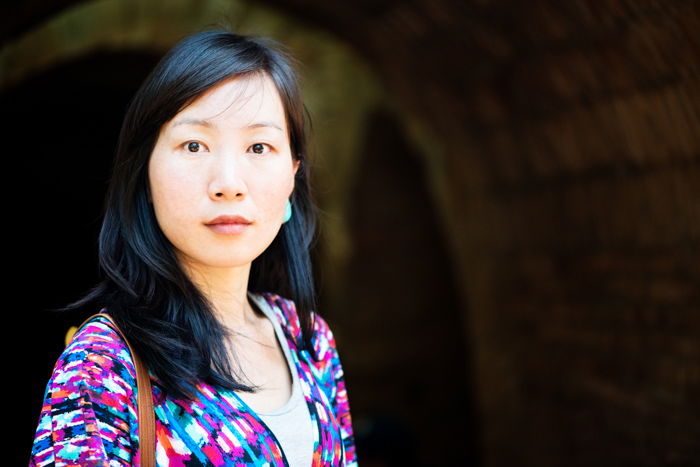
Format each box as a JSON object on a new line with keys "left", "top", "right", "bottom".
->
{"left": 292, "top": 158, "right": 301, "bottom": 176}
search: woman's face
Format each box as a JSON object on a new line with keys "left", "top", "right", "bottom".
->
{"left": 148, "top": 73, "right": 299, "bottom": 273}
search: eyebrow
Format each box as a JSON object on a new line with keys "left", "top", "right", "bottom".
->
{"left": 171, "top": 117, "right": 284, "bottom": 132}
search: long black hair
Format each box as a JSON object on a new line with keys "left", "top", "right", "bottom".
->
{"left": 68, "top": 29, "right": 318, "bottom": 400}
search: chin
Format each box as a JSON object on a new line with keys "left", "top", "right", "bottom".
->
{"left": 175, "top": 250, "right": 255, "bottom": 271}
{"left": 206, "top": 257, "right": 257, "bottom": 269}
{"left": 177, "top": 242, "right": 273, "bottom": 271}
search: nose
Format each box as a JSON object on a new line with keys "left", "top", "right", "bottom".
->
{"left": 208, "top": 154, "right": 247, "bottom": 201}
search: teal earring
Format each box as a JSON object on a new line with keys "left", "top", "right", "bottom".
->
{"left": 283, "top": 199, "right": 293, "bottom": 223}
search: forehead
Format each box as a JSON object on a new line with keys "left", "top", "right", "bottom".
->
{"left": 168, "top": 73, "right": 286, "bottom": 131}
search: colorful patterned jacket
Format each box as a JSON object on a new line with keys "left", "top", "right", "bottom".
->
{"left": 30, "top": 293, "right": 357, "bottom": 466}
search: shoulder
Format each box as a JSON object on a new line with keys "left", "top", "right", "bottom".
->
{"left": 31, "top": 315, "right": 139, "bottom": 464}
{"left": 258, "top": 292, "right": 303, "bottom": 337}
{"left": 52, "top": 315, "right": 138, "bottom": 405}
{"left": 257, "top": 292, "right": 337, "bottom": 359}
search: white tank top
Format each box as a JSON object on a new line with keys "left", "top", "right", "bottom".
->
{"left": 248, "top": 292, "right": 314, "bottom": 467}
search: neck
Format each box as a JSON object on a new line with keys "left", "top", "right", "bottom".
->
{"left": 180, "top": 260, "right": 259, "bottom": 330}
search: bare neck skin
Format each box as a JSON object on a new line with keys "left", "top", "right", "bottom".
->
{"left": 180, "top": 259, "right": 262, "bottom": 330}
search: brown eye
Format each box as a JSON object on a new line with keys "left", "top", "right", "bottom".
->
{"left": 250, "top": 143, "right": 270, "bottom": 155}
{"left": 186, "top": 142, "right": 201, "bottom": 152}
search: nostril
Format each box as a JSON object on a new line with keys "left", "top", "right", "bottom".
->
{"left": 211, "top": 191, "right": 244, "bottom": 199}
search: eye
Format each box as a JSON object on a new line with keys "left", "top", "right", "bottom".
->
{"left": 249, "top": 142, "right": 272, "bottom": 155}
{"left": 183, "top": 141, "right": 207, "bottom": 153}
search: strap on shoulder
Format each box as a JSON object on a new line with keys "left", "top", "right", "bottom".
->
{"left": 75, "top": 313, "right": 156, "bottom": 467}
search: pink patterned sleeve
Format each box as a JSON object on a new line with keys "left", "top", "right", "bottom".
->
{"left": 29, "top": 319, "right": 140, "bottom": 466}
{"left": 312, "top": 313, "right": 358, "bottom": 466}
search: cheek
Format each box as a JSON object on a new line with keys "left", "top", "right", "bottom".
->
{"left": 252, "top": 172, "right": 295, "bottom": 217}
{"left": 149, "top": 158, "right": 199, "bottom": 229}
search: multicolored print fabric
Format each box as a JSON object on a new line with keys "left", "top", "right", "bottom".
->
{"left": 30, "top": 293, "right": 357, "bottom": 466}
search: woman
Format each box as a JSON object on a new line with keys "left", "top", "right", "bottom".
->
{"left": 29, "top": 29, "right": 356, "bottom": 466}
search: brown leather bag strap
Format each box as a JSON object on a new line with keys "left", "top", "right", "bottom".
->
{"left": 75, "top": 313, "right": 156, "bottom": 466}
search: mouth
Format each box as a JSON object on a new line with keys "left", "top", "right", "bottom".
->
{"left": 205, "top": 215, "right": 252, "bottom": 235}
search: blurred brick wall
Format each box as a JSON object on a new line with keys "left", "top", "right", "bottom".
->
{"left": 268, "top": 1, "right": 700, "bottom": 464}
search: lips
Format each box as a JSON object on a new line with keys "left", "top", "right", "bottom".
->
{"left": 205, "top": 215, "right": 252, "bottom": 235}
{"left": 206, "top": 215, "right": 252, "bottom": 225}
